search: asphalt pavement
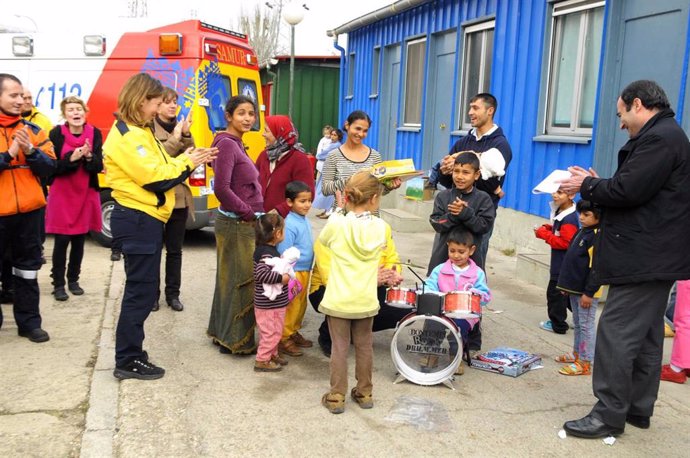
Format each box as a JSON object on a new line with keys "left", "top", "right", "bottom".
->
{"left": 0, "top": 213, "right": 687, "bottom": 457}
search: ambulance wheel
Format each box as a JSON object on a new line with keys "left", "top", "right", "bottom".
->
{"left": 90, "top": 190, "right": 115, "bottom": 247}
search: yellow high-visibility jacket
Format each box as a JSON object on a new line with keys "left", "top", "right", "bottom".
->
{"left": 103, "top": 120, "right": 194, "bottom": 222}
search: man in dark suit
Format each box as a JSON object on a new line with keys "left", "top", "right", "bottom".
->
{"left": 559, "top": 80, "right": 690, "bottom": 438}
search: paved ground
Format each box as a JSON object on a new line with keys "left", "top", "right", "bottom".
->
{"left": 0, "top": 214, "right": 688, "bottom": 457}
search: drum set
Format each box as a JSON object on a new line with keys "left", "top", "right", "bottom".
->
{"left": 385, "top": 287, "right": 481, "bottom": 319}
{"left": 387, "top": 286, "right": 482, "bottom": 389}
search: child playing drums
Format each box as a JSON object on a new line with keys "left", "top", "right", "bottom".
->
{"left": 424, "top": 228, "right": 492, "bottom": 374}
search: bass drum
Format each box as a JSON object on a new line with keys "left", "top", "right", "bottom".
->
{"left": 390, "top": 312, "right": 462, "bottom": 386}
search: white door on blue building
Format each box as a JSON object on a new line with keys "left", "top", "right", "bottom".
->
{"left": 423, "top": 31, "right": 457, "bottom": 170}
{"left": 379, "top": 44, "right": 401, "bottom": 161}
{"left": 595, "top": 0, "right": 690, "bottom": 176}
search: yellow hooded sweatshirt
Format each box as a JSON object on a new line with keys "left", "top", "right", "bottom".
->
{"left": 318, "top": 211, "right": 386, "bottom": 319}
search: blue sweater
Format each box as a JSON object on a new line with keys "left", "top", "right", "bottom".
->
{"left": 277, "top": 212, "right": 314, "bottom": 271}
{"left": 557, "top": 226, "right": 601, "bottom": 297}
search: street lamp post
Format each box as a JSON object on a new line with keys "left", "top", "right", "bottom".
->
{"left": 282, "top": 2, "right": 305, "bottom": 119}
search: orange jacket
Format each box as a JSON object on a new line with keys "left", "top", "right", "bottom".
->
{"left": 0, "top": 119, "right": 56, "bottom": 216}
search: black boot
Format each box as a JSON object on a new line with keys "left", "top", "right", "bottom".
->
{"left": 68, "top": 282, "right": 84, "bottom": 295}
{"left": 53, "top": 287, "right": 68, "bottom": 301}
{"left": 167, "top": 297, "right": 184, "bottom": 312}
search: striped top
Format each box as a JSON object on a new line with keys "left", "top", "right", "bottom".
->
{"left": 320, "top": 147, "right": 382, "bottom": 197}
{"left": 253, "top": 245, "right": 289, "bottom": 309}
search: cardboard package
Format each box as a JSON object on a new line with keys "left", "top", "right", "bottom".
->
{"left": 470, "top": 347, "right": 543, "bottom": 377}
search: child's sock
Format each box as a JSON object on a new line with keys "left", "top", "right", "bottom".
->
{"left": 670, "top": 363, "right": 683, "bottom": 373}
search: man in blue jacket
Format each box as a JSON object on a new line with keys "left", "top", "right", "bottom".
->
{"left": 560, "top": 80, "right": 690, "bottom": 439}
{"left": 429, "top": 93, "right": 512, "bottom": 265}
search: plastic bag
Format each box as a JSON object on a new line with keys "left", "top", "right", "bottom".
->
{"left": 384, "top": 396, "right": 454, "bottom": 432}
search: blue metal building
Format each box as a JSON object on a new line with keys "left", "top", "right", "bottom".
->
{"left": 328, "top": 0, "right": 690, "bottom": 218}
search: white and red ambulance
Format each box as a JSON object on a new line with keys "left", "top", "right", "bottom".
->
{"left": 0, "top": 20, "right": 266, "bottom": 246}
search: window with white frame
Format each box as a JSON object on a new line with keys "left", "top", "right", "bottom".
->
{"left": 459, "top": 20, "right": 495, "bottom": 130}
{"left": 546, "top": 0, "right": 605, "bottom": 135}
{"left": 371, "top": 46, "right": 381, "bottom": 97}
{"left": 403, "top": 37, "right": 426, "bottom": 126}
{"left": 347, "top": 52, "right": 356, "bottom": 97}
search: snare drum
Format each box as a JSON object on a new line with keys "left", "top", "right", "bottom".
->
{"left": 385, "top": 287, "right": 417, "bottom": 309}
{"left": 443, "top": 291, "right": 481, "bottom": 319}
{"left": 390, "top": 312, "right": 462, "bottom": 386}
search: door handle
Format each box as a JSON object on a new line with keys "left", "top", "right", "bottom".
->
{"left": 440, "top": 123, "right": 446, "bottom": 130}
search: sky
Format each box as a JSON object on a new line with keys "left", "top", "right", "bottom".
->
{"left": 4, "top": 0, "right": 395, "bottom": 55}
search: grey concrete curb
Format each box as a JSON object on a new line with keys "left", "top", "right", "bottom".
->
{"left": 79, "top": 263, "right": 124, "bottom": 458}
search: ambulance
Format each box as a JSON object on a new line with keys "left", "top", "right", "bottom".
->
{"left": 0, "top": 20, "right": 266, "bottom": 246}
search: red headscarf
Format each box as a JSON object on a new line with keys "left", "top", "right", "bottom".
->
{"left": 264, "top": 115, "right": 304, "bottom": 161}
{"left": 265, "top": 115, "right": 298, "bottom": 145}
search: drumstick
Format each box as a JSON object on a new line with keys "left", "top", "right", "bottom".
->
{"left": 407, "top": 266, "right": 426, "bottom": 293}
{"left": 392, "top": 260, "right": 426, "bottom": 269}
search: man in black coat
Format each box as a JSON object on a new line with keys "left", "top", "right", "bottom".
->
{"left": 559, "top": 80, "right": 690, "bottom": 439}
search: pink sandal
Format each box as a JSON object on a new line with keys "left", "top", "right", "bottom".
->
{"left": 554, "top": 352, "right": 578, "bottom": 363}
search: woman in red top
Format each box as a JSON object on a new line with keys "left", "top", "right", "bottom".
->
{"left": 46, "top": 96, "right": 103, "bottom": 301}
{"left": 256, "top": 115, "right": 314, "bottom": 217}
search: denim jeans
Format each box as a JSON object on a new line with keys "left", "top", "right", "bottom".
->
{"left": 665, "top": 282, "right": 676, "bottom": 330}
{"left": 571, "top": 294, "right": 598, "bottom": 362}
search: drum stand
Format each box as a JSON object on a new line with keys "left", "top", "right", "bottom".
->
{"left": 393, "top": 371, "right": 458, "bottom": 390}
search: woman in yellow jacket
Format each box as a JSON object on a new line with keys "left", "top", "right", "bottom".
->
{"left": 104, "top": 73, "right": 216, "bottom": 381}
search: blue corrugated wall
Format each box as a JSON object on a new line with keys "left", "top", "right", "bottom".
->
{"left": 336, "top": 0, "right": 603, "bottom": 218}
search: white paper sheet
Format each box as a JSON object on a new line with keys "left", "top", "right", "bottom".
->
{"left": 532, "top": 169, "right": 572, "bottom": 194}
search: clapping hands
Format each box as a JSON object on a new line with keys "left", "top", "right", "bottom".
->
{"left": 447, "top": 196, "right": 467, "bottom": 215}
{"left": 173, "top": 112, "right": 193, "bottom": 140}
{"left": 186, "top": 146, "right": 218, "bottom": 167}
{"left": 8, "top": 127, "right": 32, "bottom": 158}
{"left": 71, "top": 138, "right": 92, "bottom": 162}
{"left": 377, "top": 265, "right": 403, "bottom": 287}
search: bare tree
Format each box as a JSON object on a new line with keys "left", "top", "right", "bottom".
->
{"left": 237, "top": 1, "right": 288, "bottom": 67}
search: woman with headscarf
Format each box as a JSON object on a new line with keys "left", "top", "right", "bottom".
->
{"left": 256, "top": 115, "right": 315, "bottom": 218}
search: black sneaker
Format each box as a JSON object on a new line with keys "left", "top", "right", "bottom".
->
{"left": 68, "top": 282, "right": 84, "bottom": 295}
{"left": 113, "top": 358, "right": 165, "bottom": 380}
{"left": 53, "top": 287, "right": 69, "bottom": 301}
{"left": 110, "top": 250, "right": 122, "bottom": 261}
{"left": 18, "top": 328, "right": 50, "bottom": 343}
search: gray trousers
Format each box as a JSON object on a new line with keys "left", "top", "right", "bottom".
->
{"left": 591, "top": 280, "right": 673, "bottom": 428}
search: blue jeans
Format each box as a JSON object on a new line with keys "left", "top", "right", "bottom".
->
{"left": 428, "top": 162, "right": 441, "bottom": 189}
{"left": 665, "top": 282, "right": 676, "bottom": 329}
{"left": 571, "top": 294, "right": 598, "bottom": 362}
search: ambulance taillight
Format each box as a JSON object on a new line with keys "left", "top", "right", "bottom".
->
{"left": 189, "top": 164, "right": 206, "bottom": 187}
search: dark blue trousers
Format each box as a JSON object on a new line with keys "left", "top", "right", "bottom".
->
{"left": 111, "top": 204, "right": 163, "bottom": 367}
{"left": 0, "top": 210, "right": 43, "bottom": 332}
